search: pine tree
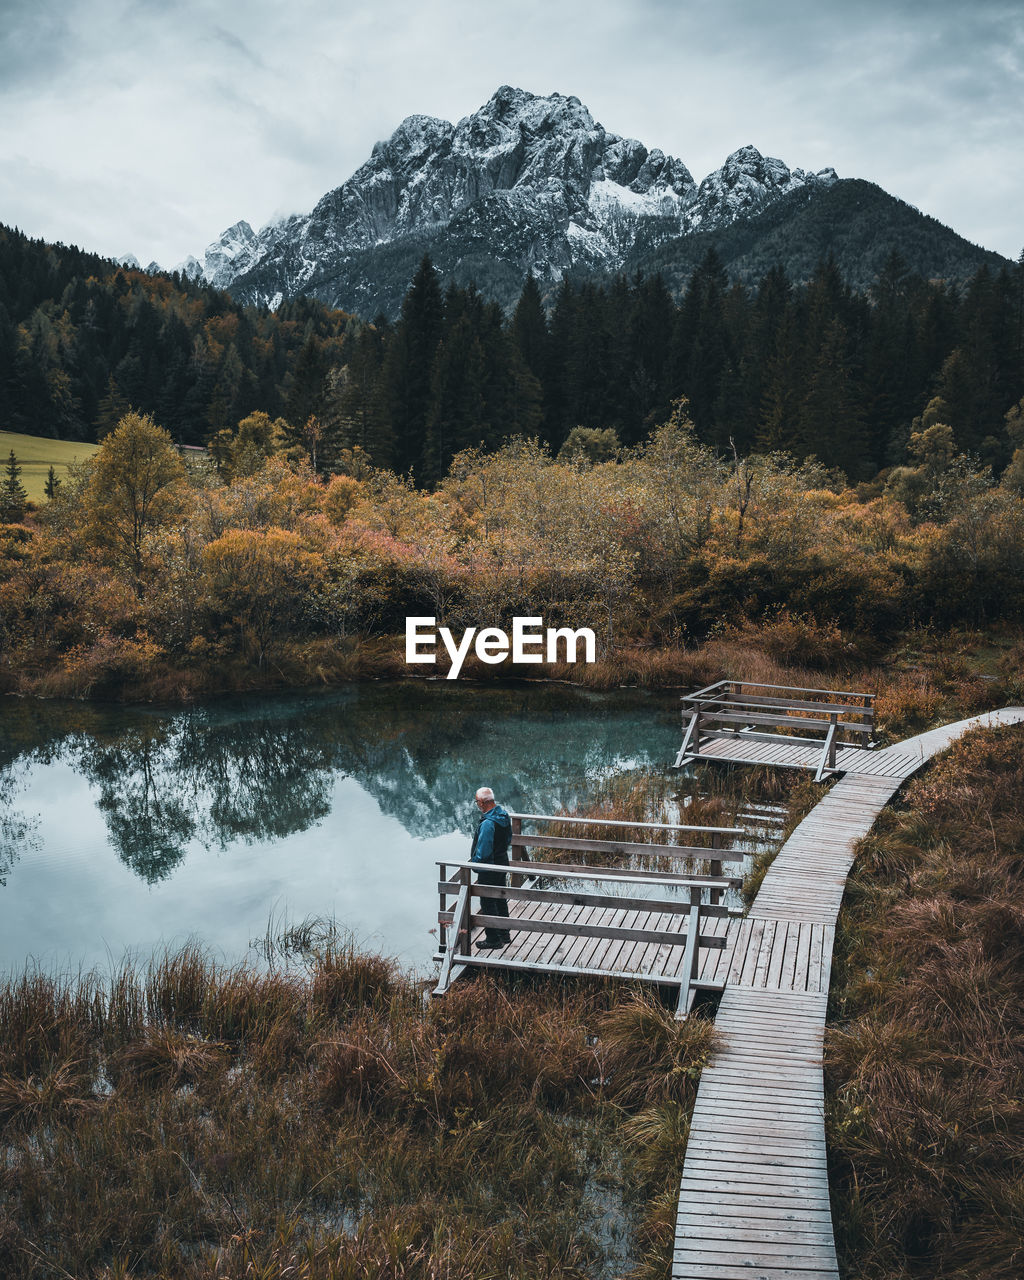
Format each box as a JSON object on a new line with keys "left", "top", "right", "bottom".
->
{"left": 423, "top": 313, "right": 487, "bottom": 483}
{"left": 623, "top": 273, "right": 675, "bottom": 441}
{"left": 325, "top": 328, "right": 393, "bottom": 467}
{"left": 93, "top": 375, "right": 130, "bottom": 440}
{"left": 798, "top": 317, "right": 868, "bottom": 479}
{"left": 285, "top": 334, "right": 330, "bottom": 427}
{"left": 0, "top": 450, "right": 28, "bottom": 521}
{"left": 382, "top": 255, "right": 444, "bottom": 474}
{"left": 44, "top": 465, "right": 60, "bottom": 499}
{"left": 512, "top": 273, "right": 549, "bottom": 384}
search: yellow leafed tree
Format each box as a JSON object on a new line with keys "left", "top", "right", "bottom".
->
{"left": 85, "top": 411, "right": 186, "bottom": 583}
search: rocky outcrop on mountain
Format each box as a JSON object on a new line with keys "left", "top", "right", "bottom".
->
{"left": 199, "top": 86, "right": 839, "bottom": 315}
{"left": 684, "top": 144, "right": 837, "bottom": 231}
{"left": 172, "top": 254, "right": 205, "bottom": 282}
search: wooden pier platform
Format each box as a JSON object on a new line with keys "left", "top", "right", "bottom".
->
{"left": 433, "top": 814, "right": 749, "bottom": 1016}
{"left": 671, "top": 707, "right": 1024, "bottom": 1280}
{"left": 676, "top": 732, "right": 924, "bottom": 780}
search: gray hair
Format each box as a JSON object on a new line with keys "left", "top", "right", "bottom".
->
{"left": 475, "top": 786, "right": 495, "bottom": 801}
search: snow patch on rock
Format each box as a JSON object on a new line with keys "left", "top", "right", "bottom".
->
{"left": 196, "top": 87, "right": 838, "bottom": 313}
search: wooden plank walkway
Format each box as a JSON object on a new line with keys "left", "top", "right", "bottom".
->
{"left": 677, "top": 733, "right": 924, "bottom": 779}
{"left": 672, "top": 707, "right": 1024, "bottom": 1280}
{"left": 435, "top": 813, "right": 750, "bottom": 1011}
{"left": 448, "top": 892, "right": 735, "bottom": 996}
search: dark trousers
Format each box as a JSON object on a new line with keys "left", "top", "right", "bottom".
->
{"left": 476, "top": 865, "right": 512, "bottom": 943}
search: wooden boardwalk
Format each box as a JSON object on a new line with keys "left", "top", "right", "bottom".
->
{"left": 677, "top": 734, "right": 924, "bottom": 781}
{"left": 433, "top": 815, "right": 750, "bottom": 1014}
{"left": 672, "top": 707, "right": 1024, "bottom": 1280}
{"left": 449, "top": 896, "right": 735, "bottom": 994}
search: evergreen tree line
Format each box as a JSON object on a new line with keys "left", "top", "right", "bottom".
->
{"left": 0, "top": 224, "right": 355, "bottom": 446}
{"left": 3, "top": 220, "right": 1023, "bottom": 484}
{"left": 351, "top": 251, "right": 1024, "bottom": 483}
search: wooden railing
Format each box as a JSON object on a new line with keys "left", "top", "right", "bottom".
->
{"left": 434, "top": 811, "right": 747, "bottom": 1017}
{"left": 675, "top": 679, "right": 876, "bottom": 781}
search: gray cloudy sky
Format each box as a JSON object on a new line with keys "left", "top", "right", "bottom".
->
{"left": 1, "top": 0, "right": 1021, "bottom": 267}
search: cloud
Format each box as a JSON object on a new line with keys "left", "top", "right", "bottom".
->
{"left": 0, "top": 0, "right": 1021, "bottom": 265}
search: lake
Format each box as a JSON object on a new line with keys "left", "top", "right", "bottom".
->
{"left": 0, "top": 683, "right": 684, "bottom": 977}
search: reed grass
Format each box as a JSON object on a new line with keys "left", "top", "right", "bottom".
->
{"left": 0, "top": 936, "right": 718, "bottom": 1279}
{"left": 826, "top": 723, "right": 1024, "bottom": 1279}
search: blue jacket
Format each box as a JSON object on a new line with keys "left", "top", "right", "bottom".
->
{"left": 471, "top": 804, "right": 511, "bottom": 865}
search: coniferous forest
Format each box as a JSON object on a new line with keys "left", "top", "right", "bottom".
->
{"left": 3, "top": 223, "right": 1023, "bottom": 486}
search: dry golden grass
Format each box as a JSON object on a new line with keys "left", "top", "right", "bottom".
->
{"left": 0, "top": 938, "right": 714, "bottom": 1279}
{"left": 826, "top": 724, "right": 1024, "bottom": 1279}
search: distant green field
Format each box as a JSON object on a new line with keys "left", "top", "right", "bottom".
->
{"left": 0, "top": 431, "right": 98, "bottom": 504}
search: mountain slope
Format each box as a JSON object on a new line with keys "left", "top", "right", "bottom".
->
{"left": 193, "top": 86, "right": 1009, "bottom": 317}
{"left": 626, "top": 179, "right": 1009, "bottom": 292}
{"left": 208, "top": 86, "right": 838, "bottom": 314}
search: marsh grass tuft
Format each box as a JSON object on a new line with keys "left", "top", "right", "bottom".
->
{"left": 0, "top": 937, "right": 717, "bottom": 1278}
{"left": 826, "top": 723, "right": 1024, "bottom": 1280}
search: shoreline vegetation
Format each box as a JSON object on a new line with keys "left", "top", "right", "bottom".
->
{"left": 1, "top": 402, "right": 1023, "bottom": 720}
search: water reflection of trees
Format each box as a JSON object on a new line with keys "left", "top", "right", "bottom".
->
{"left": 0, "top": 769, "right": 37, "bottom": 887}
{"left": 1, "top": 685, "right": 678, "bottom": 884}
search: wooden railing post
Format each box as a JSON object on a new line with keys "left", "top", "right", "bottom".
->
{"left": 709, "top": 832, "right": 723, "bottom": 906}
{"left": 460, "top": 865, "right": 471, "bottom": 953}
{"left": 439, "top": 862, "right": 447, "bottom": 954}
{"left": 815, "top": 712, "right": 839, "bottom": 782}
{"left": 510, "top": 815, "right": 524, "bottom": 888}
{"left": 433, "top": 866, "right": 471, "bottom": 998}
{"left": 675, "top": 891, "right": 703, "bottom": 1019}
{"left": 674, "top": 707, "right": 702, "bottom": 768}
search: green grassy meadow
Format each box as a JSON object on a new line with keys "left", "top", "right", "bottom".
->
{"left": 0, "top": 430, "right": 98, "bottom": 503}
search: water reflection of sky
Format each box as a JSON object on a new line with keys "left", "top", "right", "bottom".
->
{"left": 0, "top": 683, "right": 681, "bottom": 976}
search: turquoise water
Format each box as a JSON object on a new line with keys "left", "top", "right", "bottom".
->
{"left": 0, "top": 683, "right": 681, "bottom": 975}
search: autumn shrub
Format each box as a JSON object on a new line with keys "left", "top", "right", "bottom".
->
{"left": 37, "top": 629, "right": 164, "bottom": 698}
{"left": 874, "top": 672, "right": 943, "bottom": 738}
{"left": 322, "top": 473, "right": 363, "bottom": 523}
{"left": 202, "top": 526, "right": 319, "bottom": 664}
{"left": 721, "top": 610, "right": 873, "bottom": 672}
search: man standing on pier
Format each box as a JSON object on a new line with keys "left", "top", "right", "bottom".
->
{"left": 471, "top": 786, "right": 513, "bottom": 948}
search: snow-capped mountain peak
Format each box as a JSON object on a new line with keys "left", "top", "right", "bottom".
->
{"left": 196, "top": 88, "right": 839, "bottom": 315}
{"left": 687, "top": 144, "right": 839, "bottom": 230}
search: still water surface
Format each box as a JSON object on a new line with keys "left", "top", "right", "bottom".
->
{"left": 0, "top": 683, "right": 681, "bottom": 976}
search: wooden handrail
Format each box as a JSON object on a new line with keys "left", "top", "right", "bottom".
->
{"left": 509, "top": 812, "right": 743, "bottom": 837}
{"left": 698, "top": 709, "right": 873, "bottom": 734}
{"left": 709, "top": 692, "right": 875, "bottom": 719}
{"left": 505, "top": 858, "right": 743, "bottom": 887}
{"left": 682, "top": 679, "right": 875, "bottom": 701}
{"left": 509, "top": 833, "right": 746, "bottom": 862}
{"left": 435, "top": 859, "right": 737, "bottom": 889}
{"left": 438, "top": 884, "right": 742, "bottom": 919}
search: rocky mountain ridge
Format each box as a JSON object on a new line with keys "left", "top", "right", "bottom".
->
{"left": 121, "top": 86, "right": 1004, "bottom": 315}
{"left": 190, "top": 86, "right": 838, "bottom": 313}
